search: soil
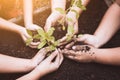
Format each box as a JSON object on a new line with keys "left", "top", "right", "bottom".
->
{"left": 0, "top": 0, "right": 120, "bottom": 80}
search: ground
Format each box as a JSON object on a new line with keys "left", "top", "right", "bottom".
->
{"left": 0, "top": 0, "right": 120, "bottom": 80}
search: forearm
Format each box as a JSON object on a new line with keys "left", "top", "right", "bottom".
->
{"left": 70, "top": 0, "right": 90, "bottom": 14}
{"left": 23, "top": 0, "right": 33, "bottom": 27}
{"left": 17, "top": 67, "right": 44, "bottom": 80}
{"left": 0, "top": 54, "right": 35, "bottom": 73}
{"left": 93, "top": 47, "right": 120, "bottom": 65}
{"left": 94, "top": 3, "right": 120, "bottom": 46}
{"left": 0, "top": 18, "right": 25, "bottom": 34}
{"left": 51, "top": 0, "right": 66, "bottom": 12}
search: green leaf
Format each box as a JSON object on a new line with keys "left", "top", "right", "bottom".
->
{"left": 55, "top": 8, "right": 65, "bottom": 14}
{"left": 26, "top": 38, "right": 33, "bottom": 46}
{"left": 71, "top": 0, "right": 75, "bottom": 6}
{"left": 78, "top": 34, "right": 83, "bottom": 38}
{"left": 67, "top": 17, "right": 73, "bottom": 22}
{"left": 33, "top": 34, "right": 41, "bottom": 39}
{"left": 37, "top": 27, "right": 45, "bottom": 37}
{"left": 62, "top": 25, "right": 66, "bottom": 31}
{"left": 26, "top": 29, "right": 33, "bottom": 37}
{"left": 37, "top": 40, "right": 47, "bottom": 49}
{"left": 49, "top": 45, "right": 56, "bottom": 51}
{"left": 67, "top": 25, "right": 74, "bottom": 35}
{"left": 47, "top": 27, "right": 55, "bottom": 36}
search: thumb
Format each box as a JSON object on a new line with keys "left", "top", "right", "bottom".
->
{"left": 77, "top": 34, "right": 90, "bottom": 42}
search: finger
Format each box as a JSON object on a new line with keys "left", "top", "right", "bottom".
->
{"left": 45, "top": 50, "right": 58, "bottom": 62}
{"left": 77, "top": 34, "right": 90, "bottom": 42}
{"left": 65, "top": 41, "right": 75, "bottom": 49}
{"left": 73, "top": 22, "right": 78, "bottom": 34}
{"left": 59, "top": 36, "right": 67, "bottom": 43}
{"left": 33, "top": 47, "right": 50, "bottom": 63}
{"left": 72, "top": 45, "right": 83, "bottom": 51}
{"left": 62, "top": 49, "right": 77, "bottom": 56}
{"left": 59, "top": 53, "right": 64, "bottom": 65}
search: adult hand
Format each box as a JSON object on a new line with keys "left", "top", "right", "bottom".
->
{"left": 62, "top": 45, "right": 96, "bottom": 62}
{"left": 77, "top": 34, "right": 101, "bottom": 48}
{"left": 44, "top": 12, "right": 64, "bottom": 32}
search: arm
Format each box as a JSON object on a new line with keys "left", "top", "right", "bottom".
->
{"left": 0, "top": 18, "right": 24, "bottom": 34}
{"left": 0, "top": 54, "right": 34, "bottom": 73}
{"left": 52, "top": 0, "right": 66, "bottom": 12}
{"left": 23, "top": 0, "right": 40, "bottom": 30}
{"left": 0, "top": 47, "right": 50, "bottom": 73}
{"left": 0, "top": 18, "right": 39, "bottom": 48}
{"left": 23, "top": 0, "right": 33, "bottom": 28}
{"left": 76, "top": 2, "right": 120, "bottom": 48}
{"left": 44, "top": 0, "right": 66, "bottom": 31}
{"left": 94, "top": 47, "right": 120, "bottom": 65}
{"left": 94, "top": 2, "right": 120, "bottom": 47}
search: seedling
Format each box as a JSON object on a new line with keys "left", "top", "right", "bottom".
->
{"left": 26, "top": 27, "right": 59, "bottom": 50}
{"left": 26, "top": 0, "right": 86, "bottom": 51}
{"left": 55, "top": 0, "right": 86, "bottom": 41}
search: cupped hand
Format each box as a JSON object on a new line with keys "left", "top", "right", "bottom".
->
{"left": 35, "top": 49, "right": 64, "bottom": 75}
{"left": 19, "top": 27, "right": 40, "bottom": 48}
{"left": 59, "top": 11, "right": 78, "bottom": 43}
{"left": 77, "top": 34, "right": 101, "bottom": 48}
{"left": 62, "top": 45, "right": 96, "bottom": 63}
{"left": 44, "top": 12, "right": 64, "bottom": 32}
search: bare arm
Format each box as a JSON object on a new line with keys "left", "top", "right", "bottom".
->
{"left": 94, "top": 3, "right": 120, "bottom": 47}
{"left": 0, "top": 18, "right": 24, "bottom": 34}
{"left": 52, "top": 0, "right": 66, "bottom": 12}
{"left": 94, "top": 47, "right": 120, "bottom": 65}
{"left": 0, "top": 54, "right": 33, "bottom": 73}
{"left": 23, "top": 0, "right": 33, "bottom": 28}
{"left": 23, "top": 0, "right": 40, "bottom": 30}
{"left": 17, "top": 50, "right": 63, "bottom": 80}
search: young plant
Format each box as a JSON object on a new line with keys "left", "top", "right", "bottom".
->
{"left": 55, "top": 0, "right": 86, "bottom": 41}
{"left": 26, "top": 27, "right": 59, "bottom": 50}
{"left": 26, "top": 0, "right": 86, "bottom": 51}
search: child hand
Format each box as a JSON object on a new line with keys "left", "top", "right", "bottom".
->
{"left": 62, "top": 45, "right": 96, "bottom": 62}
{"left": 19, "top": 28, "right": 39, "bottom": 48}
{"left": 34, "top": 49, "right": 64, "bottom": 76}
{"left": 59, "top": 11, "right": 78, "bottom": 43}
{"left": 77, "top": 34, "right": 101, "bottom": 48}
{"left": 44, "top": 12, "right": 64, "bottom": 32}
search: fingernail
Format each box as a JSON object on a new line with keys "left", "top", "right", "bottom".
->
{"left": 72, "top": 46, "right": 76, "bottom": 50}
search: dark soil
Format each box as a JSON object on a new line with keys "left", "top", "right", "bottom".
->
{"left": 0, "top": 0, "right": 120, "bottom": 80}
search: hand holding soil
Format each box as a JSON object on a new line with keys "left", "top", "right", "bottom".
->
{"left": 62, "top": 45, "right": 96, "bottom": 62}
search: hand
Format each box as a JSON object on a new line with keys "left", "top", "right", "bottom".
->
{"left": 19, "top": 27, "right": 40, "bottom": 48}
{"left": 62, "top": 45, "right": 96, "bottom": 62}
{"left": 35, "top": 49, "right": 64, "bottom": 76}
{"left": 26, "top": 24, "right": 41, "bottom": 31}
{"left": 44, "top": 12, "right": 64, "bottom": 32}
{"left": 17, "top": 49, "right": 64, "bottom": 80}
{"left": 77, "top": 34, "right": 101, "bottom": 48}
{"left": 31, "top": 47, "right": 51, "bottom": 67}
{"left": 59, "top": 11, "right": 78, "bottom": 43}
